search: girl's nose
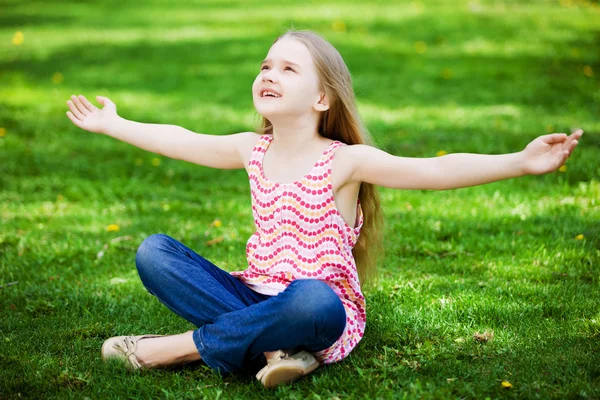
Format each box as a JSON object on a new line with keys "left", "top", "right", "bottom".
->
{"left": 262, "top": 71, "right": 277, "bottom": 83}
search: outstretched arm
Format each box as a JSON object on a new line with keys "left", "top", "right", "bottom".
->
{"left": 345, "top": 129, "right": 583, "bottom": 190}
{"left": 66, "top": 94, "right": 255, "bottom": 169}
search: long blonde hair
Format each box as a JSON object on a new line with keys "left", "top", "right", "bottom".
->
{"left": 256, "top": 29, "right": 385, "bottom": 285}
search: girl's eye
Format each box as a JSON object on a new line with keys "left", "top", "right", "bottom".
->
{"left": 260, "top": 65, "right": 294, "bottom": 72}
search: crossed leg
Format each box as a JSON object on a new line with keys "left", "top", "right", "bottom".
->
{"left": 132, "top": 234, "right": 346, "bottom": 375}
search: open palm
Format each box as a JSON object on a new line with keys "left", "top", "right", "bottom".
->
{"left": 66, "top": 95, "right": 118, "bottom": 134}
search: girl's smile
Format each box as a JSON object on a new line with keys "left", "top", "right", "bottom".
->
{"left": 259, "top": 88, "right": 282, "bottom": 98}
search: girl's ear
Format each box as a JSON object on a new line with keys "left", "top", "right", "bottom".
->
{"left": 314, "top": 92, "right": 330, "bottom": 112}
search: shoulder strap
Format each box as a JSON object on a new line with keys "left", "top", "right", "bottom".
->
{"left": 323, "top": 141, "right": 345, "bottom": 162}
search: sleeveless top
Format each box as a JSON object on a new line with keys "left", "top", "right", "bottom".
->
{"left": 230, "top": 134, "right": 366, "bottom": 364}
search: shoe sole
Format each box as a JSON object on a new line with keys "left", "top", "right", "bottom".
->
{"left": 262, "top": 359, "right": 319, "bottom": 388}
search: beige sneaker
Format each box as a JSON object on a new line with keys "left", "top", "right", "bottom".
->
{"left": 256, "top": 350, "right": 320, "bottom": 388}
{"left": 101, "top": 334, "right": 166, "bottom": 370}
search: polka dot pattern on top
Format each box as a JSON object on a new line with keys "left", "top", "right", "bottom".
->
{"left": 230, "top": 134, "right": 365, "bottom": 364}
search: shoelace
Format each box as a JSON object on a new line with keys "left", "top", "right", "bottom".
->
{"left": 266, "top": 349, "right": 311, "bottom": 366}
{"left": 112, "top": 336, "right": 142, "bottom": 369}
{"left": 266, "top": 350, "right": 288, "bottom": 365}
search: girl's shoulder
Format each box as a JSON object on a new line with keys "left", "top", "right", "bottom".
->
{"left": 238, "top": 131, "right": 268, "bottom": 169}
{"left": 329, "top": 143, "right": 379, "bottom": 186}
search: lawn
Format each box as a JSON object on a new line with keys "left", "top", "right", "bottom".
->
{"left": 1, "top": 0, "right": 599, "bottom": 398}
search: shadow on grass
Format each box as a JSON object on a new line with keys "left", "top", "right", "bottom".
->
{"left": 2, "top": 16, "right": 599, "bottom": 113}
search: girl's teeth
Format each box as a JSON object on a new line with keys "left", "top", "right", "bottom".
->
{"left": 263, "top": 91, "right": 280, "bottom": 97}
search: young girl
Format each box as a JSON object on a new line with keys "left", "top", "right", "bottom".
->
{"left": 65, "top": 29, "right": 583, "bottom": 388}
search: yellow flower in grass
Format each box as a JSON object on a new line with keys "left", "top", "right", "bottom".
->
{"left": 151, "top": 157, "right": 161, "bottom": 166}
{"left": 12, "top": 31, "right": 24, "bottom": 45}
{"left": 415, "top": 41, "right": 427, "bottom": 54}
{"left": 332, "top": 21, "right": 346, "bottom": 32}
{"left": 436, "top": 150, "right": 447, "bottom": 157}
{"left": 206, "top": 236, "right": 224, "bottom": 246}
{"left": 575, "top": 234, "right": 584, "bottom": 240}
{"left": 106, "top": 224, "right": 120, "bottom": 232}
{"left": 212, "top": 219, "right": 222, "bottom": 228}
{"left": 501, "top": 381, "right": 512, "bottom": 389}
{"left": 52, "top": 72, "right": 63, "bottom": 84}
{"left": 0, "top": 127, "right": 6, "bottom": 137}
{"left": 559, "top": 165, "right": 567, "bottom": 172}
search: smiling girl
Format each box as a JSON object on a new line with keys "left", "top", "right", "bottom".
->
{"left": 65, "top": 29, "right": 583, "bottom": 388}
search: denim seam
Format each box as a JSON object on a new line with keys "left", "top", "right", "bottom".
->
{"left": 319, "top": 331, "right": 343, "bottom": 347}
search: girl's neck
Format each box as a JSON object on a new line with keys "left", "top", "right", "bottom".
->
{"left": 269, "top": 121, "right": 324, "bottom": 156}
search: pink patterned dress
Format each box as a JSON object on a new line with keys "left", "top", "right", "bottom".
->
{"left": 230, "top": 134, "right": 366, "bottom": 364}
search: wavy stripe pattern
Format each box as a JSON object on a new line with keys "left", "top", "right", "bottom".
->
{"left": 230, "top": 134, "right": 365, "bottom": 364}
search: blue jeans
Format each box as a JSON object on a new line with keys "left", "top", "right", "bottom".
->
{"left": 134, "top": 234, "right": 347, "bottom": 375}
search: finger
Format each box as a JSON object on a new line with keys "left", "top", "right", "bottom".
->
{"left": 96, "top": 96, "right": 113, "bottom": 108}
{"left": 67, "top": 99, "right": 85, "bottom": 120}
{"left": 562, "top": 132, "right": 577, "bottom": 149}
{"left": 566, "top": 129, "right": 584, "bottom": 146}
{"left": 70, "top": 94, "right": 89, "bottom": 117}
{"left": 69, "top": 95, "right": 87, "bottom": 118}
{"left": 562, "top": 132, "right": 580, "bottom": 150}
{"left": 78, "top": 94, "right": 96, "bottom": 113}
{"left": 567, "top": 130, "right": 583, "bottom": 143}
{"left": 66, "top": 111, "right": 82, "bottom": 128}
{"left": 571, "top": 128, "right": 584, "bottom": 136}
{"left": 543, "top": 133, "right": 567, "bottom": 144}
{"left": 569, "top": 139, "right": 579, "bottom": 152}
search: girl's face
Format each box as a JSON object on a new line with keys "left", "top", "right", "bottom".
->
{"left": 252, "top": 38, "right": 328, "bottom": 120}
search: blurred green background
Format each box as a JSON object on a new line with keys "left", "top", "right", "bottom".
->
{"left": 1, "top": 0, "right": 599, "bottom": 398}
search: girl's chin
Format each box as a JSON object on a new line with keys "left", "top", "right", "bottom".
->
{"left": 254, "top": 105, "right": 286, "bottom": 118}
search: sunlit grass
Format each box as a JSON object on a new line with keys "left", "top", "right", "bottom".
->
{"left": 1, "top": 0, "right": 599, "bottom": 398}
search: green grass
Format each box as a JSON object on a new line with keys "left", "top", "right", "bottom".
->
{"left": 1, "top": 0, "right": 599, "bottom": 398}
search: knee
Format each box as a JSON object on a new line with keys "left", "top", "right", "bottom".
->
{"left": 287, "top": 280, "right": 343, "bottom": 315}
{"left": 135, "top": 233, "right": 173, "bottom": 273}
{"left": 286, "top": 280, "right": 346, "bottom": 340}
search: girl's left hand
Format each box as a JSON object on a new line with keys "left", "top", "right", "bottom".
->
{"left": 520, "top": 128, "right": 583, "bottom": 175}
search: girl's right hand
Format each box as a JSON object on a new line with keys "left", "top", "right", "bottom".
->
{"left": 66, "top": 95, "right": 118, "bottom": 134}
